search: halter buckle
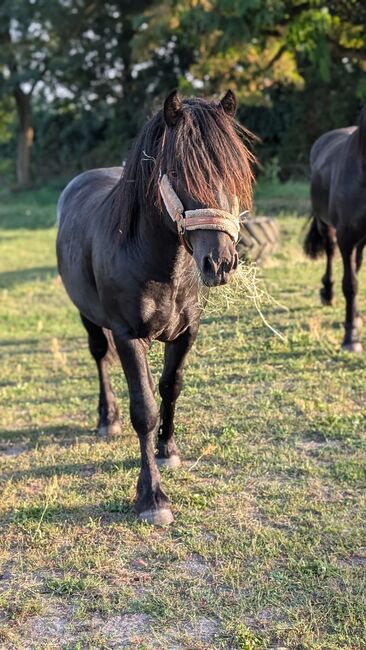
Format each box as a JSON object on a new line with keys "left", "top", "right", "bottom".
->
{"left": 176, "top": 212, "right": 186, "bottom": 235}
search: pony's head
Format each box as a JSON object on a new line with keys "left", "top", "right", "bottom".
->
{"left": 156, "top": 90, "right": 255, "bottom": 286}
{"left": 115, "top": 90, "right": 255, "bottom": 286}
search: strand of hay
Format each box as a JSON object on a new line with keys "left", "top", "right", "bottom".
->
{"left": 198, "top": 261, "right": 288, "bottom": 342}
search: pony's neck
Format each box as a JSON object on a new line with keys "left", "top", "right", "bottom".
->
{"left": 137, "top": 204, "right": 194, "bottom": 281}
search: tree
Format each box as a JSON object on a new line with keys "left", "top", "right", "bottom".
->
{"left": 2, "top": 0, "right": 366, "bottom": 186}
{"left": 0, "top": 0, "right": 156, "bottom": 187}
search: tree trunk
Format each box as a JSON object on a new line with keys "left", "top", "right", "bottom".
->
{"left": 14, "top": 86, "right": 33, "bottom": 188}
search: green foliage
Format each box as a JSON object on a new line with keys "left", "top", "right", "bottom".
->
{"left": 0, "top": 0, "right": 366, "bottom": 182}
{"left": 0, "top": 96, "right": 15, "bottom": 142}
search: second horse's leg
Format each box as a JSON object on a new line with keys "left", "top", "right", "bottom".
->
{"left": 80, "top": 314, "right": 121, "bottom": 437}
{"left": 157, "top": 326, "right": 199, "bottom": 469}
{"left": 339, "top": 244, "right": 362, "bottom": 352}
{"left": 355, "top": 240, "right": 365, "bottom": 329}
{"left": 320, "top": 227, "right": 336, "bottom": 306}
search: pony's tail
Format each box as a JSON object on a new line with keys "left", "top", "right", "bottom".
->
{"left": 303, "top": 217, "right": 325, "bottom": 259}
{"left": 357, "top": 100, "right": 366, "bottom": 171}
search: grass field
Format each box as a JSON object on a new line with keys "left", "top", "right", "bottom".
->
{"left": 0, "top": 180, "right": 365, "bottom": 649}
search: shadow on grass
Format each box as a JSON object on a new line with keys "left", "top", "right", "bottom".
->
{"left": 0, "top": 266, "right": 58, "bottom": 289}
{"left": 2, "top": 498, "right": 137, "bottom": 529}
{"left": 1, "top": 457, "right": 139, "bottom": 484}
{"left": 0, "top": 424, "right": 97, "bottom": 447}
{"left": 0, "top": 338, "right": 40, "bottom": 348}
{"left": 0, "top": 336, "right": 87, "bottom": 355}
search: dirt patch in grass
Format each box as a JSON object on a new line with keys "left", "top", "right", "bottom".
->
{"left": 176, "top": 555, "right": 208, "bottom": 578}
{"left": 0, "top": 442, "right": 28, "bottom": 457}
{"left": 177, "top": 616, "right": 219, "bottom": 645}
{"left": 13, "top": 602, "right": 154, "bottom": 648}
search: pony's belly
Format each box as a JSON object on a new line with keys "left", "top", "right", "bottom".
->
{"left": 61, "top": 271, "right": 111, "bottom": 328}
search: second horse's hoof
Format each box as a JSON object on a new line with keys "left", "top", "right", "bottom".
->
{"left": 341, "top": 341, "right": 363, "bottom": 353}
{"left": 320, "top": 288, "right": 334, "bottom": 306}
{"left": 156, "top": 454, "right": 181, "bottom": 469}
{"left": 138, "top": 508, "right": 174, "bottom": 526}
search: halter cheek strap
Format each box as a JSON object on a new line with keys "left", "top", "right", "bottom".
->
{"left": 159, "top": 174, "right": 241, "bottom": 255}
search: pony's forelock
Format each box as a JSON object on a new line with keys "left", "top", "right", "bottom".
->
{"left": 152, "top": 98, "right": 256, "bottom": 211}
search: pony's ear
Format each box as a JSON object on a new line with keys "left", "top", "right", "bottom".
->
{"left": 220, "top": 89, "right": 237, "bottom": 117}
{"left": 164, "top": 90, "right": 183, "bottom": 127}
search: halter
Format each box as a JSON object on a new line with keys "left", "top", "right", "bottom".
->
{"left": 159, "top": 174, "right": 241, "bottom": 255}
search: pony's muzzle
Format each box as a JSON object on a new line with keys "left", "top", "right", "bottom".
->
{"left": 189, "top": 229, "right": 239, "bottom": 286}
{"left": 202, "top": 250, "right": 238, "bottom": 286}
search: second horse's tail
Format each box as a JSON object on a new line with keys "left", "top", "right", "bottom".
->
{"left": 303, "top": 216, "right": 325, "bottom": 259}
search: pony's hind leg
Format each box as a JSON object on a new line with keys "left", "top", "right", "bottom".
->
{"left": 157, "top": 325, "right": 199, "bottom": 469}
{"left": 339, "top": 243, "right": 363, "bottom": 352}
{"left": 113, "top": 331, "right": 173, "bottom": 525}
{"left": 320, "top": 227, "right": 336, "bottom": 306}
{"left": 80, "top": 314, "right": 121, "bottom": 436}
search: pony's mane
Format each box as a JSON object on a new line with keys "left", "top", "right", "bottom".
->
{"left": 358, "top": 100, "right": 366, "bottom": 171}
{"left": 107, "top": 96, "right": 256, "bottom": 241}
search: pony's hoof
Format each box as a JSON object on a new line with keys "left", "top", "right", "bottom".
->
{"left": 156, "top": 454, "right": 181, "bottom": 469}
{"left": 341, "top": 341, "right": 363, "bottom": 353}
{"left": 138, "top": 508, "right": 174, "bottom": 526}
{"left": 97, "top": 420, "right": 121, "bottom": 438}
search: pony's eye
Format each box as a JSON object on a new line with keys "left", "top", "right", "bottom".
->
{"left": 169, "top": 170, "right": 177, "bottom": 178}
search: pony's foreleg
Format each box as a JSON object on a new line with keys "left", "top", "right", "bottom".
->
{"left": 157, "top": 325, "right": 199, "bottom": 469}
{"left": 113, "top": 331, "right": 173, "bottom": 525}
{"left": 339, "top": 245, "right": 363, "bottom": 352}
{"left": 80, "top": 314, "right": 121, "bottom": 437}
{"left": 320, "top": 227, "right": 336, "bottom": 306}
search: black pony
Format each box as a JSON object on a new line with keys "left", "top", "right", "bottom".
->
{"left": 304, "top": 101, "right": 366, "bottom": 352}
{"left": 57, "top": 90, "right": 255, "bottom": 524}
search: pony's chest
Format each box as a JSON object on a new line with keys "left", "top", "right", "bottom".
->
{"left": 137, "top": 284, "right": 196, "bottom": 341}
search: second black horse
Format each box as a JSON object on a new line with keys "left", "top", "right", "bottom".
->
{"left": 304, "top": 101, "right": 366, "bottom": 352}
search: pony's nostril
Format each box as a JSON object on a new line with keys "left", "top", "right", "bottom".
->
{"left": 203, "top": 255, "right": 215, "bottom": 275}
{"left": 221, "top": 258, "right": 235, "bottom": 274}
{"left": 202, "top": 255, "right": 238, "bottom": 279}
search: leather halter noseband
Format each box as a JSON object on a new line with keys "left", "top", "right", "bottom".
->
{"left": 158, "top": 173, "right": 241, "bottom": 255}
